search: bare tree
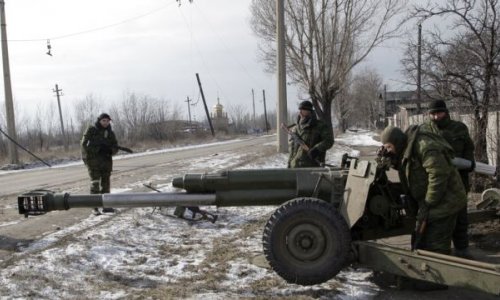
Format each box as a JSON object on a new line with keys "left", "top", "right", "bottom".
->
{"left": 73, "top": 94, "right": 103, "bottom": 134}
{"left": 110, "top": 92, "right": 152, "bottom": 141}
{"left": 333, "top": 78, "right": 352, "bottom": 132}
{"left": 403, "top": 0, "right": 500, "bottom": 163}
{"left": 110, "top": 93, "right": 184, "bottom": 143}
{"left": 42, "top": 102, "right": 57, "bottom": 151}
{"left": 31, "top": 103, "right": 46, "bottom": 151}
{"left": 250, "top": 0, "right": 406, "bottom": 132}
{"left": 227, "top": 104, "right": 251, "bottom": 133}
{"left": 147, "top": 98, "right": 181, "bottom": 141}
{"left": 348, "top": 68, "right": 384, "bottom": 129}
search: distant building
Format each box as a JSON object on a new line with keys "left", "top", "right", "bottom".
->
{"left": 211, "top": 97, "right": 229, "bottom": 132}
{"left": 383, "top": 90, "right": 441, "bottom": 128}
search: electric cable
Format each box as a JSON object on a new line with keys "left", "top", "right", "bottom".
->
{"left": 0, "top": 126, "right": 51, "bottom": 167}
{"left": 177, "top": 7, "right": 229, "bottom": 102}
{"left": 192, "top": 2, "right": 262, "bottom": 87}
{"left": 8, "top": 1, "right": 177, "bottom": 42}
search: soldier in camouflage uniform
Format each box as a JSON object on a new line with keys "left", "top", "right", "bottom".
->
{"left": 420, "top": 100, "right": 475, "bottom": 258}
{"left": 81, "top": 113, "right": 119, "bottom": 214}
{"left": 380, "top": 125, "right": 467, "bottom": 254}
{"left": 287, "top": 101, "right": 334, "bottom": 168}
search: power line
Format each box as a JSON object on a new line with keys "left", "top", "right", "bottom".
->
{"left": 177, "top": 8, "right": 227, "bottom": 101}
{"left": 0, "top": 126, "right": 51, "bottom": 167}
{"left": 7, "top": 2, "right": 177, "bottom": 42}
{"left": 192, "top": 2, "right": 262, "bottom": 87}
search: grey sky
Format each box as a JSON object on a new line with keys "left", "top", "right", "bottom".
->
{"left": 2, "top": 0, "right": 406, "bottom": 123}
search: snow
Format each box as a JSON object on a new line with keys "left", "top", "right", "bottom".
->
{"left": 0, "top": 136, "right": 261, "bottom": 174}
{"left": 335, "top": 129, "right": 382, "bottom": 147}
{"left": 0, "top": 131, "right": 382, "bottom": 299}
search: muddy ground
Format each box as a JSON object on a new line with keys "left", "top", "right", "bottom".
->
{"left": 0, "top": 138, "right": 498, "bottom": 299}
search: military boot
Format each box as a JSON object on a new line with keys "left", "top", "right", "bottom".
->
{"left": 173, "top": 206, "right": 186, "bottom": 218}
{"left": 454, "top": 248, "right": 474, "bottom": 260}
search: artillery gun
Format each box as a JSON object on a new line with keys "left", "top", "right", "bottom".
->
{"left": 17, "top": 154, "right": 500, "bottom": 295}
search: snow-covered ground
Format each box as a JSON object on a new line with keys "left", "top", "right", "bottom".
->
{"left": 0, "top": 131, "right": 383, "bottom": 299}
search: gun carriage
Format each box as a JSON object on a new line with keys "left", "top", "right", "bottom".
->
{"left": 17, "top": 154, "right": 500, "bottom": 295}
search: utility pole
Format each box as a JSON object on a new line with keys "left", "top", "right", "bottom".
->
{"left": 53, "top": 84, "right": 68, "bottom": 151}
{"left": 0, "top": 0, "right": 18, "bottom": 164}
{"left": 195, "top": 73, "right": 215, "bottom": 137}
{"left": 276, "top": 0, "right": 288, "bottom": 152}
{"left": 263, "top": 89, "right": 269, "bottom": 134}
{"left": 185, "top": 96, "right": 192, "bottom": 125}
{"left": 384, "top": 84, "right": 388, "bottom": 126}
{"left": 416, "top": 22, "right": 422, "bottom": 115}
{"left": 252, "top": 89, "right": 256, "bottom": 129}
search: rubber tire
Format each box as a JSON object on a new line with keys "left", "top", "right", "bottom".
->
{"left": 263, "top": 198, "right": 351, "bottom": 285}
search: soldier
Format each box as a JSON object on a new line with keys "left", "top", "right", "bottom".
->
{"left": 287, "top": 100, "right": 334, "bottom": 168}
{"left": 81, "top": 113, "right": 119, "bottom": 215}
{"left": 421, "top": 100, "right": 475, "bottom": 258}
{"left": 380, "top": 125, "right": 467, "bottom": 255}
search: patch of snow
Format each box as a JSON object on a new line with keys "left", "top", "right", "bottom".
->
{"left": 0, "top": 130, "right": 382, "bottom": 298}
{"left": 336, "top": 131, "right": 381, "bottom": 147}
{"left": 0, "top": 220, "right": 21, "bottom": 228}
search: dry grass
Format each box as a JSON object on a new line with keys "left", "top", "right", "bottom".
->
{"left": 0, "top": 133, "right": 254, "bottom": 167}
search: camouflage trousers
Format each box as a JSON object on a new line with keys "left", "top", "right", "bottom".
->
{"left": 452, "top": 206, "right": 469, "bottom": 250}
{"left": 414, "top": 214, "right": 458, "bottom": 255}
{"left": 87, "top": 168, "right": 111, "bottom": 194}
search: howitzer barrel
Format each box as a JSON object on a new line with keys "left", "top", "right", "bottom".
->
{"left": 452, "top": 157, "right": 497, "bottom": 176}
{"left": 103, "top": 193, "right": 216, "bottom": 207}
{"left": 18, "top": 191, "right": 217, "bottom": 216}
{"left": 172, "top": 168, "right": 345, "bottom": 206}
{"left": 172, "top": 168, "right": 332, "bottom": 192}
{"left": 19, "top": 167, "right": 347, "bottom": 216}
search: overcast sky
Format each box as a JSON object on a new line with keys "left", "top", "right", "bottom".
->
{"left": 1, "top": 0, "right": 406, "bottom": 123}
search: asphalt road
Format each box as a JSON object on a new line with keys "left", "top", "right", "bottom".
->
{"left": 0, "top": 135, "right": 276, "bottom": 198}
{"left": 0, "top": 135, "right": 276, "bottom": 258}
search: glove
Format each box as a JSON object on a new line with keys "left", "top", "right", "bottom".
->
{"left": 307, "top": 148, "right": 320, "bottom": 160}
{"left": 413, "top": 203, "right": 429, "bottom": 251}
{"left": 376, "top": 145, "right": 387, "bottom": 157}
{"left": 119, "top": 146, "right": 134, "bottom": 154}
{"left": 417, "top": 203, "right": 430, "bottom": 222}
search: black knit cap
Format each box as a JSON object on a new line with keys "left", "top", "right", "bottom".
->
{"left": 98, "top": 113, "right": 112, "bottom": 121}
{"left": 428, "top": 100, "right": 448, "bottom": 113}
{"left": 298, "top": 100, "right": 314, "bottom": 111}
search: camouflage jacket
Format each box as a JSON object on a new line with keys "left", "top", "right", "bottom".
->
{"left": 81, "top": 123, "right": 118, "bottom": 169}
{"left": 399, "top": 125, "right": 467, "bottom": 221}
{"left": 287, "top": 114, "right": 334, "bottom": 168}
{"left": 420, "top": 117, "right": 474, "bottom": 191}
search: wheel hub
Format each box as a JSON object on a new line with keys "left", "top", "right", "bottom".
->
{"left": 287, "top": 223, "right": 326, "bottom": 261}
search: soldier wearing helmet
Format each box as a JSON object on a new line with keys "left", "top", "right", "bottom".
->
{"left": 380, "top": 125, "right": 466, "bottom": 255}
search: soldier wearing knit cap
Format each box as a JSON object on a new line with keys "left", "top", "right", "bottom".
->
{"left": 379, "top": 125, "right": 466, "bottom": 255}
{"left": 427, "top": 100, "right": 448, "bottom": 113}
{"left": 287, "top": 100, "right": 334, "bottom": 168}
{"left": 420, "top": 100, "right": 475, "bottom": 259}
{"left": 81, "top": 113, "right": 119, "bottom": 215}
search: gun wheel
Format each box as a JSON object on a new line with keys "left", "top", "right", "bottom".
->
{"left": 263, "top": 198, "right": 351, "bottom": 285}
